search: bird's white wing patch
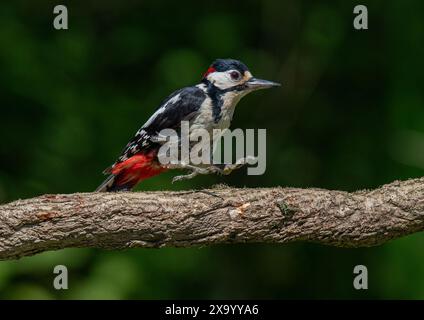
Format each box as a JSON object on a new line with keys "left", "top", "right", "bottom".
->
{"left": 195, "top": 83, "right": 208, "bottom": 92}
{"left": 142, "top": 93, "right": 181, "bottom": 128}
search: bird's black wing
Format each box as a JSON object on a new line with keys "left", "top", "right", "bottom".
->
{"left": 105, "top": 86, "right": 206, "bottom": 173}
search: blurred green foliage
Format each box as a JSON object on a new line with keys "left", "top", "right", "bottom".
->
{"left": 1, "top": 0, "right": 424, "bottom": 299}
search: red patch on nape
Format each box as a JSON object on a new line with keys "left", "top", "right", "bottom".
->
{"left": 202, "top": 66, "right": 216, "bottom": 79}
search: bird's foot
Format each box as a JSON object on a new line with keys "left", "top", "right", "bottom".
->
{"left": 215, "top": 156, "right": 258, "bottom": 175}
{"left": 171, "top": 165, "right": 220, "bottom": 183}
{"left": 170, "top": 156, "right": 257, "bottom": 183}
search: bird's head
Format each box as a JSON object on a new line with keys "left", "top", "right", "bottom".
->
{"left": 202, "top": 58, "right": 280, "bottom": 95}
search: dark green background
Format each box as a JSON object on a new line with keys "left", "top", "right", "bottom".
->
{"left": 1, "top": 0, "right": 423, "bottom": 299}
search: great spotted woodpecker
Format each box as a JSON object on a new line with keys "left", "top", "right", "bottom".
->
{"left": 97, "top": 59, "right": 280, "bottom": 192}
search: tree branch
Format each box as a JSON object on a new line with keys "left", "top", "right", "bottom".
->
{"left": 1, "top": 178, "right": 424, "bottom": 260}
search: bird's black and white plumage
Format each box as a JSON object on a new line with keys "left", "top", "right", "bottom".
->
{"left": 113, "top": 86, "right": 207, "bottom": 165}
{"left": 97, "top": 58, "right": 280, "bottom": 192}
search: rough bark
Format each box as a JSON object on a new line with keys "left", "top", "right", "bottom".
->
{"left": 1, "top": 178, "right": 424, "bottom": 260}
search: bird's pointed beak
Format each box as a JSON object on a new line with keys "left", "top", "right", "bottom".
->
{"left": 246, "top": 77, "right": 281, "bottom": 90}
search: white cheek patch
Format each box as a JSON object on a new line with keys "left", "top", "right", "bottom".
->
{"left": 207, "top": 71, "right": 235, "bottom": 90}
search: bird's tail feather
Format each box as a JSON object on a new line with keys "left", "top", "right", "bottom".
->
{"left": 95, "top": 174, "right": 134, "bottom": 192}
{"left": 95, "top": 174, "right": 116, "bottom": 192}
{"left": 96, "top": 153, "right": 165, "bottom": 192}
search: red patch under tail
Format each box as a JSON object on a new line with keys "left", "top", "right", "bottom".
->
{"left": 101, "top": 152, "right": 166, "bottom": 192}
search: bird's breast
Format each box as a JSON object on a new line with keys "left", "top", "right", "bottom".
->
{"left": 192, "top": 95, "right": 238, "bottom": 131}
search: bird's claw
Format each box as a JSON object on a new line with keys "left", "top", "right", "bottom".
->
{"left": 171, "top": 156, "right": 257, "bottom": 183}
{"left": 171, "top": 165, "right": 209, "bottom": 183}
{"left": 172, "top": 173, "right": 196, "bottom": 183}
{"left": 220, "top": 156, "right": 258, "bottom": 175}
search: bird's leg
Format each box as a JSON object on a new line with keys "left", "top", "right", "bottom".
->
{"left": 165, "top": 162, "right": 214, "bottom": 183}
{"left": 172, "top": 170, "right": 200, "bottom": 183}
{"left": 169, "top": 156, "right": 258, "bottom": 183}
{"left": 171, "top": 164, "right": 222, "bottom": 183}
{"left": 213, "top": 156, "right": 258, "bottom": 175}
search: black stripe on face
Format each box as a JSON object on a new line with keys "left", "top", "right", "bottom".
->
{"left": 203, "top": 79, "right": 248, "bottom": 123}
{"left": 205, "top": 81, "right": 224, "bottom": 123}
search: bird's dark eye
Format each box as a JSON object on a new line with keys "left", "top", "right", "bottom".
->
{"left": 230, "top": 71, "right": 241, "bottom": 81}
